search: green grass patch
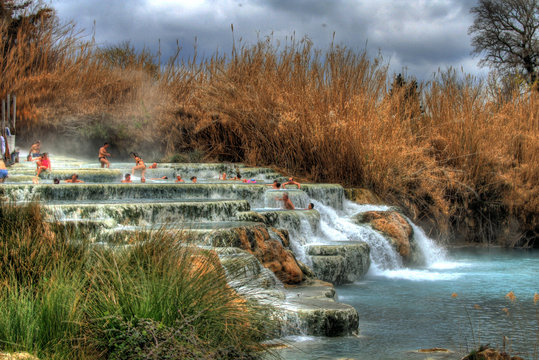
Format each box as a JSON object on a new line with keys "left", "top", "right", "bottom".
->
{"left": 0, "top": 201, "right": 271, "bottom": 359}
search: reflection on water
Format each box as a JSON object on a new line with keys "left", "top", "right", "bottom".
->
{"left": 275, "top": 248, "right": 539, "bottom": 360}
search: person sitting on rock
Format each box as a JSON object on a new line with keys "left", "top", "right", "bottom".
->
{"left": 65, "top": 173, "right": 84, "bottom": 183}
{"left": 190, "top": 176, "right": 197, "bottom": 183}
{"left": 36, "top": 153, "right": 51, "bottom": 176}
{"left": 281, "top": 177, "right": 300, "bottom": 189}
{"left": 131, "top": 153, "right": 146, "bottom": 181}
{"left": 175, "top": 175, "right": 185, "bottom": 183}
{"left": 121, "top": 173, "right": 132, "bottom": 183}
{"left": 275, "top": 192, "right": 295, "bottom": 210}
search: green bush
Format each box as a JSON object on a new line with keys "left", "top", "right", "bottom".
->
{"left": 84, "top": 231, "right": 266, "bottom": 358}
{"left": 165, "top": 149, "right": 206, "bottom": 163}
{"left": 0, "top": 271, "right": 85, "bottom": 359}
{"left": 0, "top": 202, "right": 270, "bottom": 359}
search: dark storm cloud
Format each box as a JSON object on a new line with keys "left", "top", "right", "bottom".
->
{"left": 51, "top": 0, "right": 486, "bottom": 80}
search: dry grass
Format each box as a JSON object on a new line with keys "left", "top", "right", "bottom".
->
{"left": 2, "top": 13, "right": 537, "bottom": 245}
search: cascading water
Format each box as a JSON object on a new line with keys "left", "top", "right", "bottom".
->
{"left": 269, "top": 185, "right": 447, "bottom": 273}
{"left": 311, "top": 199, "right": 403, "bottom": 270}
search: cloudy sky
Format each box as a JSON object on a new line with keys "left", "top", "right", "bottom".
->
{"left": 50, "top": 0, "right": 488, "bottom": 81}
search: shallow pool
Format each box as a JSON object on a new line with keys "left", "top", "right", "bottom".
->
{"left": 275, "top": 247, "right": 539, "bottom": 359}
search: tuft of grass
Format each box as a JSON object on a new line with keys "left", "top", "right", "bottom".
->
{"left": 0, "top": 202, "right": 271, "bottom": 359}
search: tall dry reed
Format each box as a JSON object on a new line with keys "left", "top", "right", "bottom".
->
{"left": 3, "top": 7, "right": 537, "bottom": 245}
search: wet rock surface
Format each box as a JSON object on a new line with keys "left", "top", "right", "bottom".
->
{"left": 281, "top": 281, "right": 359, "bottom": 336}
{"left": 306, "top": 242, "right": 370, "bottom": 285}
{"left": 218, "top": 249, "right": 359, "bottom": 337}
{"left": 205, "top": 225, "right": 304, "bottom": 284}
{"left": 354, "top": 210, "right": 424, "bottom": 265}
{"left": 3, "top": 157, "right": 368, "bottom": 338}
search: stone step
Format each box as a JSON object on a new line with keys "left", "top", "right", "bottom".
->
{"left": 43, "top": 199, "right": 251, "bottom": 225}
{"left": 1, "top": 183, "right": 267, "bottom": 203}
{"left": 306, "top": 242, "right": 371, "bottom": 285}
{"left": 7, "top": 169, "right": 123, "bottom": 182}
{"left": 9, "top": 162, "right": 282, "bottom": 182}
{"left": 239, "top": 209, "right": 321, "bottom": 233}
{"left": 0, "top": 184, "right": 345, "bottom": 210}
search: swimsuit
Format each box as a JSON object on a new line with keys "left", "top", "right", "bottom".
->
{"left": 31, "top": 152, "right": 41, "bottom": 157}
{"left": 40, "top": 158, "right": 51, "bottom": 168}
{"left": 0, "top": 169, "right": 7, "bottom": 178}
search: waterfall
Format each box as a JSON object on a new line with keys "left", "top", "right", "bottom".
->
{"left": 408, "top": 221, "right": 447, "bottom": 266}
{"left": 311, "top": 200, "right": 403, "bottom": 270}
{"left": 272, "top": 186, "right": 447, "bottom": 274}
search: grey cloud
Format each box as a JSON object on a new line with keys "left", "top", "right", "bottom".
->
{"left": 51, "top": 0, "right": 483, "bottom": 81}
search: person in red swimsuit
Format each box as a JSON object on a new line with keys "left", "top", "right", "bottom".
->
{"left": 36, "top": 153, "right": 51, "bottom": 176}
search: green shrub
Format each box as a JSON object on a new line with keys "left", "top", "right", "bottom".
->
{"left": 0, "top": 202, "right": 271, "bottom": 359}
{"left": 0, "top": 271, "right": 85, "bottom": 359}
{"left": 84, "top": 231, "right": 266, "bottom": 358}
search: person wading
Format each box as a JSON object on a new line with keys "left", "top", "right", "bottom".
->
{"left": 99, "top": 143, "right": 112, "bottom": 168}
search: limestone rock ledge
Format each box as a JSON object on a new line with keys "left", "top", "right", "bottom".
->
{"left": 354, "top": 210, "right": 424, "bottom": 266}
{"left": 217, "top": 248, "right": 359, "bottom": 337}
{"left": 280, "top": 281, "right": 359, "bottom": 336}
{"left": 306, "top": 242, "right": 370, "bottom": 285}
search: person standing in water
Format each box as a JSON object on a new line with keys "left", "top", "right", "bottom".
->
{"left": 275, "top": 192, "right": 295, "bottom": 210}
{"left": 0, "top": 158, "right": 8, "bottom": 183}
{"left": 29, "top": 141, "right": 41, "bottom": 158}
{"left": 98, "top": 143, "right": 112, "bottom": 168}
{"left": 131, "top": 153, "right": 146, "bottom": 181}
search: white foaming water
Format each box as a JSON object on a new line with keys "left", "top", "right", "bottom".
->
{"left": 367, "top": 265, "right": 463, "bottom": 281}
{"left": 291, "top": 198, "right": 450, "bottom": 276}
{"left": 428, "top": 261, "right": 472, "bottom": 270}
{"left": 408, "top": 222, "right": 447, "bottom": 267}
{"left": 312, "top": 200, "right": 403, "bottom": 270}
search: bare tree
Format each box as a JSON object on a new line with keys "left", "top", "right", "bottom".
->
{"left": 469, "top": 0, "right": 539, "bottom": 86}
